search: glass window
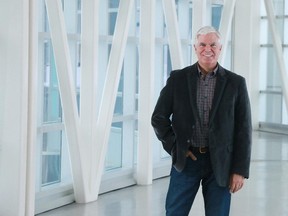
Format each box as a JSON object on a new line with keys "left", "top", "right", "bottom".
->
{"left": 109, "top": 12, "right": 118, "bottom": 35}
{"left": 108, "top": 0, "right": 119, "bottom": 35}
{"left": 41, "top": 131, "right": 62, "bottom": 186}
{"left": 76, "top": 0, "right": 81, "bottom": 33}
{"left": 36, "top": 0, "right": 78, "bottom": 213}
{"left": 106, "top": 122, "right": 123, "bottom": 170}
{"left": 212, "top": 4, "right": 223, "bottom": 30}
{"left": 109, "top": 0, "right": 119, "bottom": 8}
{"left": 114, "top": 70, "right": 124, "bottom": 115}
{"left": 259, "top": 0, "right": 288, "bottom": 125}
{"left": 43, "top": 45, "right": 62, "bottom": 123}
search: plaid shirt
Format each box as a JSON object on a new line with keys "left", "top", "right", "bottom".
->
{"left": 191, "top": 65, "right": 217, "bottom": 147}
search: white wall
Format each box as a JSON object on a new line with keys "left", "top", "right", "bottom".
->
{"left": 0, "top": 0, "right": 32, "bottom": 215}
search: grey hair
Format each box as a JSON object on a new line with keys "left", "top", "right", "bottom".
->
{"left": 194, "top": 26, "right": 222, "bottom": 45}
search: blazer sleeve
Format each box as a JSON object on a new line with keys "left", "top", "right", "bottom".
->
{"left": 231, "top": 77, "right": 252, "bottom": 178}
{"left": 151, "top": 74, "right": 176, "bottom": 155}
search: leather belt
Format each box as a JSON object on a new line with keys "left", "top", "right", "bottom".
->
{"left": 190, "top": 146, "right": 209, "bottom": 154}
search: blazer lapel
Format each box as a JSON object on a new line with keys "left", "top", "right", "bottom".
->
{"left": 209, "top": 65, "right": 227, "bottom": 125}
{"left": 186, "top": 64, "right": 201, "bottom": 122}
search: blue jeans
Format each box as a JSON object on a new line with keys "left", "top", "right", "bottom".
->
{"left": 166, "top": 152, "right": 231, "bottom": 216}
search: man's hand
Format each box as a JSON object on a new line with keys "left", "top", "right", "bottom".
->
{"left": 229, "top": 174, "right": 245, "bottom": 193}
{"left": 186, "top": 150, "right": 197, "bottom": 161}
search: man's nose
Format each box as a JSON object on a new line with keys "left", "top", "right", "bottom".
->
{"left": 204, "top": 45, "right": 212, "bottom": 51}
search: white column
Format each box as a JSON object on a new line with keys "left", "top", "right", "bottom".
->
{"left": 162, "top": 0, "right": 184, "bottom": 69}
{"left": 264, "top": 0, "right": 288, "bottom": 113}
{"left": 80, "top": 0, "right": 100, "bottom": 201}
{"left": 26, "top": 0, "right": 38, "bottom": 215}
{"left": 0, "top": 0, "right": 30, "bottom": 215}
{"left": 137, "top": 0, "right": 155, "bottom": 185}
{"left": 192, "top": 0, "right": 207, "bottom": 62}
{"left": 192, "top": 0, "right": 207, "bottom": 31}
{"left": 234, "top": 0, "right": 260, "bottom": 129}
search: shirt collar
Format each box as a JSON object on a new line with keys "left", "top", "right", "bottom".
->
{"left": 197, "top": 63, "right": 218, "bottom": 77}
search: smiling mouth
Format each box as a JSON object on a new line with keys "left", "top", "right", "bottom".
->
{"left": 203, "top": 54, "right": 213, "bottom": 57}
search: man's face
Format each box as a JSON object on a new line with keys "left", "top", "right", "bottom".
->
{"left": 194, "top": 33, "right": 222, "bottom": 71}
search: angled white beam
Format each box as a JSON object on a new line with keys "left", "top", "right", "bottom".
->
{"left": 218, "top": 0, "right": 236, "bottom": 65}
{"left": 79, "top": 0, "right": 100, "bottom": 202}
{"left": 91, "top": 0, "right": 135, "bottom": 199}
{"left": 264, "top": 0, "right": 288, "bottom": 112}
{"left": 162, "top": 0, "right": 184, "bottom": 69}
{"left": 137, "top": 0, "right": 155, "bottom": 185}
{"left": 44, "top": 0, "right": 86, "bottom": 202}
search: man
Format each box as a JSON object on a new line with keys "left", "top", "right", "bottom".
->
{"left": 151, "top": 26, "right": 252, "bottom": 216}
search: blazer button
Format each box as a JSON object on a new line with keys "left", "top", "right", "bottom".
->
{"left": 187, "top": 139, "right": 190, "bottom": 143}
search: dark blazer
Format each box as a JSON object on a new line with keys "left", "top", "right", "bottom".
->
{"left": 151, "top": 63, "right": 252, "bottom": 187}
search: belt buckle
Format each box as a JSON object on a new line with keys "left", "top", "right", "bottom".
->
{"left": 199, "top": 147, "right": 207, "bottom": 154}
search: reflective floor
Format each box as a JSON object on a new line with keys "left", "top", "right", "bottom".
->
{"left": 38, "top": 131, "right": 288, "bottom": 216}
